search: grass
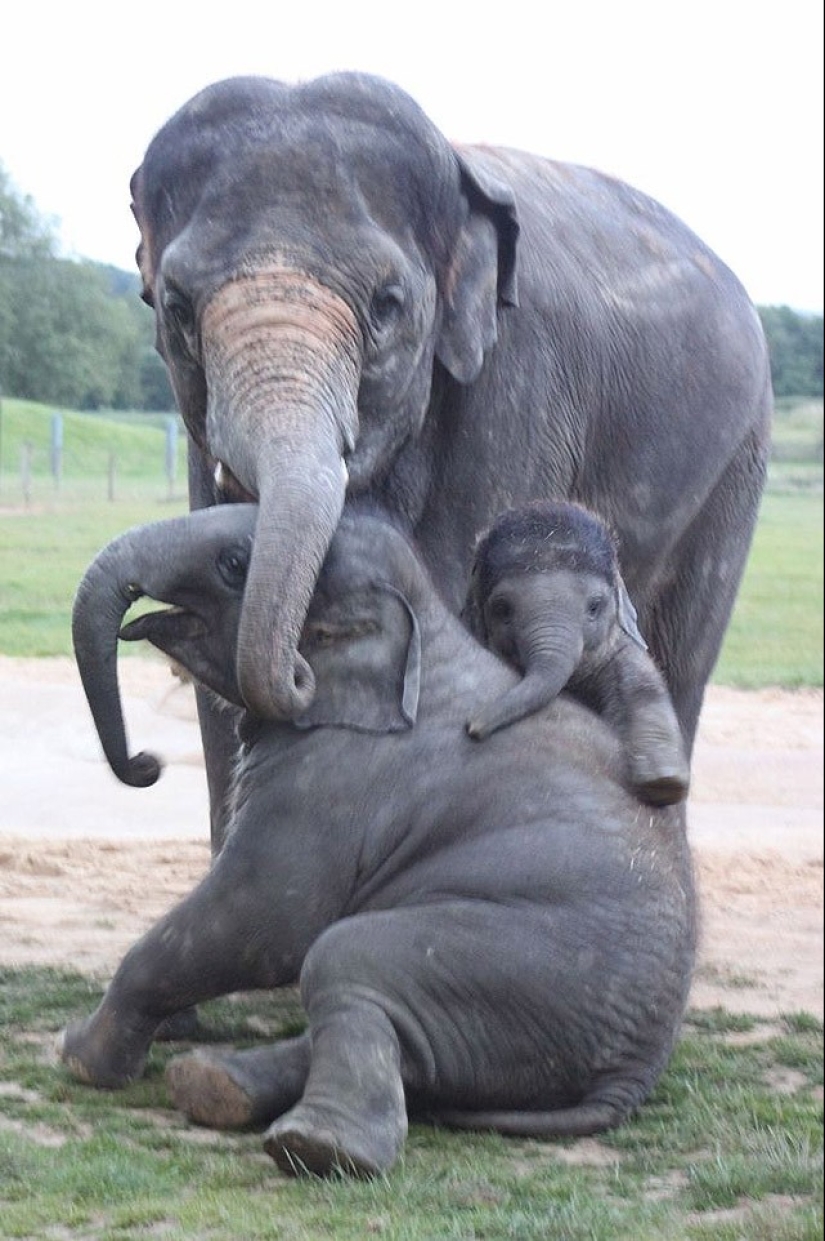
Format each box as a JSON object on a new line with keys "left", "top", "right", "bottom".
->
{"left": 712, "top": 491, "right": 823, "bottom": 687}
{"left": 0, "top": 496, "right": 188, "bottom": 656}
{"left": 0, "top": 399, "right": 188, "bottom": 657}
{"left": 0, "top": 967, "right": 821, "bottom": 1240}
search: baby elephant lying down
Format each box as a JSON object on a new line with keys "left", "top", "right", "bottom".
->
{"left": 62, "top": 504, "right": 696, "bottom": 1178}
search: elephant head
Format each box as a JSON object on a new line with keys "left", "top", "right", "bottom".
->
{"left": 71, "top": 506, "right": 257, "bottom": 786}
{"left": 463, "top": 501, "right": 645, "bottom": 739}
{"left": 72, "top": 505, "right": 425, "bottom": 786}
{"left": 130, "top": 73, "right": 518, "bottom": 721}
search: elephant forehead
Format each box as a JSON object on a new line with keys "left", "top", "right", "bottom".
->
{"left": 323, "top": 513, "right": 418, "bottom": 584}
{"left": 150, "top": 116, "right": 456, "bottom": 276}
{"left": 189, "top": 503, "right": 259, "bottom": 542}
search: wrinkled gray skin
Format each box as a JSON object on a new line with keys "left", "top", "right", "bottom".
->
{"left": 130, "top": 72, "right": 771, "bottom": 849}
{"left": 463, "top": 501, "right": 690, "bottom": 806}
{"left": 63, "top": 505, "right": 695, "bottom": 1178}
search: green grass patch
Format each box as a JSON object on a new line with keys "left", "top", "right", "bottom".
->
{"left": 0, "top": 397, "right": 185, "bottom": 489}
{"left": 771, "top": 398, "right": 824, "bottom": 464}
{"left": 0, "top": 497, "right": 188, "bottom": 656}
{"left": 712, "top": 491, "right": 823, "bottom": 687}
{"left": 0, "top": 968, "right": 821, "bottom": 1240}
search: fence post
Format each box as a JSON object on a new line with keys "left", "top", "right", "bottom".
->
{"left": 22, "top": 441, "right": 33, "bottom": 505}
{"left": 108, "top": 451, "right": 116, "bottom": 502}
{"left": 51, "top": 412, "right": 63, "bottom": 491}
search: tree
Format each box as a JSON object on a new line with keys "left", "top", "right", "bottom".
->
{"left": 0, "top": 164, "right": 174, "bottom": 410}
{"left": 759, "top": 306, "right": 823, "bottom": 399}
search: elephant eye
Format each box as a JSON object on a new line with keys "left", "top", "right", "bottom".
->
{"left": 369, "top": 283, "right": 405, "bottom": 330}
{"left": 586, "top": 593, "right": 607, "bottom": 619}
{"left": 306, "top": 623, "right": 341, "bottom": 648}
{"left": 488, "top": 595, "right": 513, "bottom": 624}
{"left": 163, "top": 285, "right": 195, "bottom": 336}
{"left": 217, "top": 546, "right": 250, "bottom": 589}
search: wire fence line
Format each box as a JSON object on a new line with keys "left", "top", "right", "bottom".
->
{"left": 0, "top": 405, "right": 187, "bottom": 507}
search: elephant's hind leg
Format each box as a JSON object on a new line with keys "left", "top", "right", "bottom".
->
{"left": 261, "top": 921, "right": 411, "bottom": 1177}
{"left": 166, "top": 1035, "right": 311, "bottom": 1130}
{"left": 262, "top": 998, "right": 407, "bottom": 1178}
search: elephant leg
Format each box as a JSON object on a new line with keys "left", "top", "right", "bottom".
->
{"left": 626, "top": 703, "right": 691, "bottom": 806}
{"left": 187, "top": 439, "right": 241, "bottom": 855}
{"left": 262, "top": 916, "right": 424, "bottom": 1178}
{"left": 58, "top": 865, "right": 283, "bottom": 1088}
{"left": 259, "top": 900, "right": 682, "bottom": 1176}
{"left": 166, "top": 1035, "right": 311, "bottom": 1130}
{"left": 615, "top": 647, "right": 690, "bottom": 806}
{"left": 648, "top": 427, "right": 767, "bottom": 753}
{"left": 195, "top": 683, "right": 241, "bottom": 854}
{"left": 260, "top": 903, "right": 571, "bottom": 1177}
{"left": 263, "top": 997, "right": 407, "bottom": 1178}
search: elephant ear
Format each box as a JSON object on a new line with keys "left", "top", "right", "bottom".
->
{"left": 459, "top": 560, "right": 488, "bottom": 644}
{"left": 616, "top": 575, "right": 648, "bottom": 650}
{"left": 129, "top": 166, "right": 157, "bottom": 308}
{"left": 295, "top": 585, "right": 421, "bottom": 734}
{"left": 436, "top": 148, "right": 520, "bottom": 385}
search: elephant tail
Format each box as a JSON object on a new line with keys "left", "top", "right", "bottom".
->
{"left": 430, "top": 1084, "right": 642, "bottom": 1139}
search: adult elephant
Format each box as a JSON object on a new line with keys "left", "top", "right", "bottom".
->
{"left": 129, "top": 72, "right": 771, "bottom": 846}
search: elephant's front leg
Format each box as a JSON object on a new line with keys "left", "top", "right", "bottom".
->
{"left": 58, "top": 869, "right": 290, "bottom": 1089}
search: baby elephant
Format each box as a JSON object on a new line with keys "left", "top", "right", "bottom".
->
{"left": 62, "top": 504, "right": 695, "bottom": 1178}
{"left": 463, "top": 501, "right": 690, "bottom": 806}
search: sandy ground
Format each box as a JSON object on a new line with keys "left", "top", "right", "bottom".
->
{"left": 0, "top": 655, "right": 822, "bottom": 1018}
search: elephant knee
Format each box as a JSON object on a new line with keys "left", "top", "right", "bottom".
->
{"left": 300, "top": 919, "right": 375, "bottom": 1003}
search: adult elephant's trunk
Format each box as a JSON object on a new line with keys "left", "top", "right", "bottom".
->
{"left": 201, "top": 271, "right": 361, "bottom": 719}
{"left": 71, "top": 514, "right": 211, "bottom": 787}
{"left": 467, "top": 620, "right": 582, "bottom": 740}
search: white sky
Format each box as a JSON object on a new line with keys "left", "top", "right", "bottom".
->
{"left": 2, "top": 0, "right": 822, "bottom": 311}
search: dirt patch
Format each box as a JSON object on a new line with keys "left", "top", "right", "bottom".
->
{"left": 0, "top": 657, "right": 822, "bottom": 1017}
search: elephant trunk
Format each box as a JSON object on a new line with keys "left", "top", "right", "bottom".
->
{"left": 71, "top": 515, "right": 206, "bottom": 787}
{"left": 467, "top": 621, "right": 582, "bottom": 740}
{"left": 201, "top": 272, "right": 361, "bottom": 719}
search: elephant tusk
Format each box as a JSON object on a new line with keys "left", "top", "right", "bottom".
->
{"left": 213, "top": 460, "right": 257, "bottom": 503}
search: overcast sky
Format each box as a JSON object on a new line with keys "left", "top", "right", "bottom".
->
{"left": 2, "top": 0, "right": 822, "bottom": 311}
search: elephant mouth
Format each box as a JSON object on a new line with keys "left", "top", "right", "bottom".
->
{"left": 119, "top": 607, "right": 206, "bottom": 646}
{"left": 212, "top": 458, "right": 257, "bottom": 503}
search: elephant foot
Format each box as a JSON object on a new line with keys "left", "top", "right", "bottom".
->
{"left": 635, "top": 772, "right": 690, "bottom": 807}
{"left": 155, "top": 1006, "right": 202, "bottom": 1042}
{"left": 630, "top": 746, "right": 690, "bottom": 807}
{"left": 263, "top": 1099, "right": 405, "bottom": 1179}
{"left": 166, "top": 1038, "right": 310, "bottom": 1130}
{"left": 57, "top": 1006, "right": 155, "bottom": 1089}
{"left": 166, "top": 1051, "right": 258, "bottom": 1129}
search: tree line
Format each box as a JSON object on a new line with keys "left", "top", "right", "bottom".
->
{"left": 0, "top": 164, "right": 822, "bottom": 410}
{"left": 0, "top": 166, "right": 173, "bottom": 411}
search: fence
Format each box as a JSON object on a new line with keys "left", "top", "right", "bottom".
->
{"left": 0, "top": 403, "right": 187, "bottom": 507}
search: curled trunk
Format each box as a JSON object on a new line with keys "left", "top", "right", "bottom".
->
{"left": 467, "top": 618, "right": 582, "bottom": 740}
{"left": 71, "top": 518, "right": 202, "bottom": 787}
